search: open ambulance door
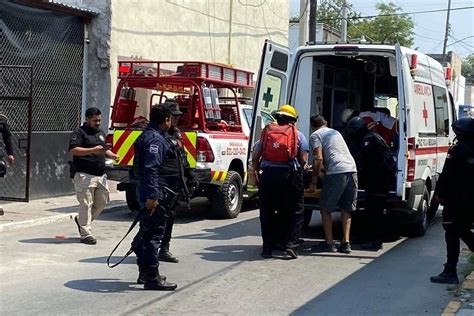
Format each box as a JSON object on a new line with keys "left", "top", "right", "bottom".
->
{"left": 395, "top": 43, "right": 409, "bottom": 199}
{"left": 246, "top": 40, "right": 290, "bottom": 185}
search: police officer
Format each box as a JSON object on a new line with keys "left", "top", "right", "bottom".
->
{"left": 157, "top": 101, "right": 196, "bottom": 263}
{"left": 430, "top": 117, "right": 474, "bottom": 285}
{"left": 346, "top": 116, "right": 396, "bottom": 250}
{"left": 250, "top": 105, "right": 309, "bottom": 260}
{"left": 0, "top": 114, "right": 14, "bottom": 216}
{"left": 132, "top": 105, "right": 179, "bottom": 291}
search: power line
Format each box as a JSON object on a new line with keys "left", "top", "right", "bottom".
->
{"left": 312, "top": 6, "right": 474, "bottom": 22}
{"left": 237, "top": 0, "right": 266, "bottom": 8}
{"left": 447, "top": 35, "right": 474, "bottom": 48}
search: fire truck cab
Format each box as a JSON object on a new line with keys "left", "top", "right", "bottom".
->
{"left": 249, "top": 41, "right": 457, "bottom": 236}
{"left": 107, "top": 61, "right": 254, "bottom": 218}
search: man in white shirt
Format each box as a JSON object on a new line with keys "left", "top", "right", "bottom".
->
{"left": 308, "top": 115, "right": 358, "bottom": 254}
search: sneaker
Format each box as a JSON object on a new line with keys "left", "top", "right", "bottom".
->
{"left": 81, "top": 236, "right": 97, "bottom": 245}
{"left": 261, "top": 248, "right": 273, "bottom": 259}
{"left": 311, "top": 241, "right": 337, "bottom": 253}
{"left": 283, "top": 248, "right": 298, "bottom": 260}
{"left": 337, "top": 242, "right": 351, "bottom": 254}
{"left": 73, "top": 215, "right": 81, "bottom": 235}
{"left": 430, "top": 271, "right": 459, "bottom": 284}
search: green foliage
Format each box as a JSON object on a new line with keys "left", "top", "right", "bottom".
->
{"left": 348, "top": 3, "right": 414, "bottom": 46}
{"left": 461, "top": 54, "right": 474, "bottom": 84}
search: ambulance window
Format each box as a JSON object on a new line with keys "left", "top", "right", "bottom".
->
{"left": 433, "top": 86, "right": 449, "bottom": 137}
{"left": 259, "top": 74, "right": 281, "bottom": 116}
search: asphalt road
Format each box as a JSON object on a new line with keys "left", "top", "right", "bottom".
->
{"left": 0, "top": 200, "right": 462, "bottom": 315}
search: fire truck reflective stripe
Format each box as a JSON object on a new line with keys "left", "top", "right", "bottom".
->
{"left": 219, "top": 171, "right": 227, "bottom": 181}
{"left": 113, "top": 130, "right": 143, "bottom": 166}
{"left": 414, "top": 146, "right": 450, "bottom": 155}
{"left": 113, "top": 129, "right": 132, "bottom": 153}
{"left": 181, "top": 132, "right": 197, "bottom": 168}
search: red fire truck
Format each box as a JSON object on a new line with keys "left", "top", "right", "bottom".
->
{"left": 106, "top": 61, "right": 255, "bottom": 218}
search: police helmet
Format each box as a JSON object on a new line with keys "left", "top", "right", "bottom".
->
{"left": 452, "top": 117, "right": 474, "bottom": 139}
{"left": 346, "top": 116, "right": 368, "bottom": 140}
{"left": 0, "top": 159, "right": 7, "bottom": 177}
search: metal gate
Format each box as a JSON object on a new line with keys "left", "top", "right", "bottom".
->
{"left": 0, "top": 65, "right": 32, "bottom": 202}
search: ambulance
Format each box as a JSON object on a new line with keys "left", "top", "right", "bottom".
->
{"left": 106, "top": 61, "right": 257, "bottom": 218}
{"left": 248, "top": 41, "right": 457, "bottom": 236}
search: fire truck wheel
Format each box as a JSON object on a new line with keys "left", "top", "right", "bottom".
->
{"left": 125, "top": 185, "right": 140, "bottom": 212}
{"left": 408, "top": 186, "right": 430, "bottom": 237}
{"left": 211, "top": 171, "right": 243, "bottom": 219}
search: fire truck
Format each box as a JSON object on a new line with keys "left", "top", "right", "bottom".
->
{"left": 106, "top": 61, "right": 255, "bottom": 218}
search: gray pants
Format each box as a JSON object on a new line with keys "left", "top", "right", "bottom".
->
{"left": 73, "top": 173, "right": 109, "bottom": 238}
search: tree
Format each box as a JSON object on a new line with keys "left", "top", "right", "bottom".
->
{"left": 348, "top": 3, "right": 414, "bottom": 47}
{"left": 316, "top": 0, "right": 360, "bottom": 31}
{"left": 461, "top": 54, "right": 474, "bottom": 84}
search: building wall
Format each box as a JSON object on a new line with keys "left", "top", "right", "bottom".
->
{"left": 465, "top": 85, "right": 474, "bottom": 105}
{"left": 109, "top": 0, "right": 289, "bottom": 116}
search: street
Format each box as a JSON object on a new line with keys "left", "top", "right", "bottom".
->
{"left": 0, "top": 200, "right": 459, "bottom": 315}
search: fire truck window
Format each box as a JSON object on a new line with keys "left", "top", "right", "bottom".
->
{"left": 433, "top": 86, "right": 449, "bottom": 137}
{"left": 259, "top": 74, "right": 281, "bottom": 116}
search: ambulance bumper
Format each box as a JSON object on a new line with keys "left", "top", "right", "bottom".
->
{"left": 192, "top": 168, "right": 212, "bottom": 184}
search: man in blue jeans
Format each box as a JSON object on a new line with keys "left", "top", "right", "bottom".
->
{"left": 308, "top": 115, "right": 358, "bottom": 254}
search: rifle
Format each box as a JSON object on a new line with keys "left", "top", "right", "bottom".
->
{"left": 107, "top": 186, "right": 178, "bottom": 268}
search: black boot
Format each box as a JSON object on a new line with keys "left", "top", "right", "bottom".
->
{"left": 430, "top": 264, "right": 459, "bottom": 284}
{"left": 143, "top": 266, "right": 177, "bottom": 291}
{"left": 137, "top": 265, "right": 166, "bottom": 284}
{"left": 159, "top": 243, "right": 179, "bottom": 263}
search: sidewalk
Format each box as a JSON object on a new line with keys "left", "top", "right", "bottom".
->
{"left": 442, "top": 254, "right": 474, "bottom": 316}
{"left": 0, "top": 191, "right": 126, "bottom": 233}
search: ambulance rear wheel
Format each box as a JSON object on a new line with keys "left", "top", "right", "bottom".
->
{"left": 408, "top": 187, "right": 430, "bottom": 237}
{"left": 211, "top": 171, "right": 243, "bottom": 219}
{"left": 125, "top": 185, "right": 140, "bottom": 212}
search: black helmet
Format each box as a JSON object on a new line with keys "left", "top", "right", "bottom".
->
{"left": 452, "top": 117, "right": 474, "bottom": 138}
{"left": 0, "top": 159, "right": 6, "bottom": 177}
{"left": 346, "top": 116, "right": 368, "bottom": 140}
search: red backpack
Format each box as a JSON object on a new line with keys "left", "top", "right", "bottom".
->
{"left": 261, "top": 123, "right": 298, "bottom": 162}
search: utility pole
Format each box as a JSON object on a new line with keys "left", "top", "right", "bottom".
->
{"left": 227, "top": 0, "right": 233, "bottom": 64}
{"left": 341, "top": 0, "right": 348, "bottom": 42}
{"left": 299, "top": 0, "right": 308, "bottom": 46}
{"left": 308, "top": 0, "right": 317, "bottom": 43}
{"left": 442, "top": 0, "right": 452, "bottom": 62}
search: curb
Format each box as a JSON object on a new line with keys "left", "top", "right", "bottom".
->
{"left": 0, "top": 202, "right": 127, "bottom": 233}
{"left": 442, "top": 271, "right": 474, "bottom": 316}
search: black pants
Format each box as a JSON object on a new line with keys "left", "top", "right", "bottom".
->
{"left": 361, "top": 173, "right": 391, "bottom": 242}
{"left": 442, "top": 206, "right": 474, "bottom": 270}
{"left": 161, "top": 209, "right": 175, "bottom": 248}
{"left": 259, "top": 167, "right": 304, "bottom": 250}
{"left": 132, "top": 206, "right": 170, "bottom": 268}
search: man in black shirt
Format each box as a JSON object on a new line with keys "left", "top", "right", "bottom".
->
{"left": 69, "top": 107, "right": 119, "bottom": 245}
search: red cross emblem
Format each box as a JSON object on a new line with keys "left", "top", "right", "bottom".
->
{"left": 422, "top": 102, "right": 428, "bottom": 127}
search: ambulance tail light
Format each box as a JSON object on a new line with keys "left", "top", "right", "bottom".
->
{"left": 410, "top": 54, "right": 417, "bottom": 70}
{"left": 197, "top": 136, "right": 214, "bottom": 162}
{"left": 407, "top": 137, "right": 416, "bottom": 182}
{"left": 445, "top": 67, "right": 452, "bottom": 81}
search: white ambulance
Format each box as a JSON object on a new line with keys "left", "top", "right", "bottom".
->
{"left": 248, "top": 41, "right": 456, "bottom": 236}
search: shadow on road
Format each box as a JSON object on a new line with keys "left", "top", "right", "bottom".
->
{"left": 175, "top": 217, "right": 260, "bottom": 241}
{"left": 196, "top": 245, "right": 263, "bottom": 262}
{"left": 79, "top": 256, "right": 136, "bottom": 265}
{"left": 290, "top": 217, "right": 452, "bottom": 315}
{"left": 18, "top": 237, "right": 81, "bottom": 244}
{"left": 64, "top": 278, "right": 140, "bottom": 293}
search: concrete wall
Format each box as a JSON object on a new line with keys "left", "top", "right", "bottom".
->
{"left": 109, "top": 0, "right": 289, "bottom": 110}
{"left": 61, "top": 0, "right": 289, "bottom": 128}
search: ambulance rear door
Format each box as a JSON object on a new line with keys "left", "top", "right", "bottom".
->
{"left": 247, "top": 40, "right": 290, "bottom": 175}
